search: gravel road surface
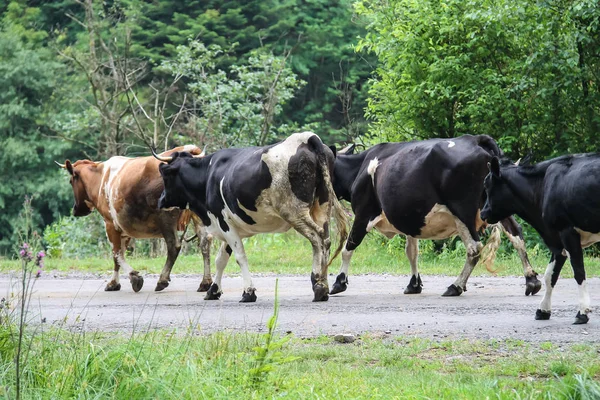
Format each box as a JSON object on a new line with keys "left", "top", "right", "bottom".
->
{"left": 1, "top": 273, "right": 597, "bottom": 343}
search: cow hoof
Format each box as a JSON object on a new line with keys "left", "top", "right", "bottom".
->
{"left": 404, "top": 274, "right": 423, "bottom": 294}
{"left": 573, "top": 311, "right": 589, "bottom": 325}
{"left": 197, "top": 279, "right": 213, "bottom": 292}
{"left": 330, "top": 273, "right": 348, "bottom": 295}
{"left": 105, "top": 281, "right": 121, "bottom": 292}
{"left": 155, "top": 281, "right": 169, "bottom": 292}
{"left": 525, "top": 275, "right": 542, "bottom": 296}
{"left": 535, "top": 309, "right": 551, "bottom": 320}
{"left": 129, "top": 272, "right": 144, "bottom": 293}
{"left": 313, "top": 284, "right": 329, "bottom": 302}
{"left": 442, "top": 284, "right": 462, "bottom": 297}
{"left": 240, "top": 289, "right": 257, "bottom": 303}
{"left": 204, "top": 284, "right": 222, "bottom": 300}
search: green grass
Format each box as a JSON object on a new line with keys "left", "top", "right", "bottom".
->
{"left": 1, "top": 324, "right": 599, "bottom": 399}
{"left": 2, "top": 231, "right": 600, "bottom": 279}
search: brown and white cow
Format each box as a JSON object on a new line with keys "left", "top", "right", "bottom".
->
{"left": 57, "top": 145, "right": 212, "bottom": 292}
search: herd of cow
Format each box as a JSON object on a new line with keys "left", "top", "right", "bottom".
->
{"left": 56, "top": 132, "right": 598, "bottom": 325}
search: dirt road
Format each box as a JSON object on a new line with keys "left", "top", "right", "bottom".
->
{"left": 1, "top": 273, "right": 597, "bottom": 343}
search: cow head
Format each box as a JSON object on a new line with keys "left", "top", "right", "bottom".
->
{"left": 56, "top": 160, "right": 97, "bottom": 217}
{"left": 153, "top": 149, "right": 201, "bottom": 210}
{"left": 481, "top": 156, "right": 514, "bottom": 224}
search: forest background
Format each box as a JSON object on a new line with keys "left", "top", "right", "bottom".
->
{"left": 0, "top": 0, "right": 599, "bottom": 256}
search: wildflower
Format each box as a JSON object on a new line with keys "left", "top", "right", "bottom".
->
{"left": 19, "top": 243, "right": 33, "bottom": 262}
{"left": 35, "top": 251, "right": 45, "bottom": 276}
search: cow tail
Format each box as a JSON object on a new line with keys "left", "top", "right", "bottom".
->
{"left": 314, "top": 144, "right": 349, "bottom": 267}
{"left": 177, "top": 209, "right": 194, "bottom": 231}
{"left": 479, "top": 223, "right": 501, "bottom": 274}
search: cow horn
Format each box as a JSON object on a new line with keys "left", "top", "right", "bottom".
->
{"left": 514, "top": 158, "right": 521, "bottom": 166}
{"left": 54, "top": 161, "right": 67, "bottom": 169}
{"left": 151, "top": 147, "right": 173, "bottom": 162}
{"left": 193, "top": 146, "right": 208, "bottom": 158}
{"left": 338, "top": 143, "right": 356, "bottom": 155}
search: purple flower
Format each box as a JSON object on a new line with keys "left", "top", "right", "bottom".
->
{"left": 19, "top": 243, "right": 33, "bottom": 262}
{"left": 35, "top": 251, "right": 45, "bottom": 268}
{"left": 35, "top": 269, "right": 42, "bottom": 278}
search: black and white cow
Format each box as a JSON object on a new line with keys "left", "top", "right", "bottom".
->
{"left": 153, "top": 132, "right": 348, "bottom": 302}
{"left": 329, "top": 135, "right": 541, "bottom": 297}
{"left": 481, "top": 154, "right": 599, "bottom": 324}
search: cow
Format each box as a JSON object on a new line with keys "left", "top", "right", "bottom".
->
{"left": 153, "top": 132, "right": 348, "bottom": 302}
{"left": 56, "top": 145, "right": 213, "bottom": 293}
{"left": 481, "top": 154, "right": 599, "bottom": 324}
{"left": 328, "top": 135, "right": 542, "bottom": 297}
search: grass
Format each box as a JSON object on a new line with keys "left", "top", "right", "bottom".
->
{"left": 2, "top": 227, "right": 600, "bottom": 398}
{"left": 0, "top": 324, "right": 599, "bottom": 399}
{"left": 2, "top": 231, "right": 600, "bottom": 279}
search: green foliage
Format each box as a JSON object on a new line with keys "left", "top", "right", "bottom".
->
{"left": 42, "top": 213, "right": 109, "bottom": 259}
{"left": 0, "top": 6, "right": 74, "bottom": 253}
{"left": 162, "top": 41, "right": 305, "bottom": 147}
{"left": 248, "top": 279, "right": 298, "bottom": 388}
{"left": 356, "top": 0, "right": 600, "bottom": 158}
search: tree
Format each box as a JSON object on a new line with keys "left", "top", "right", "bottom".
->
{"left": 356, "top": 0, "right": 600, "bottom": 158}
{"left": 162, "top": 41, "right": 304, "bottom": 148}
{"left": 0, "top": 2, "right": 73, "bottom": 253}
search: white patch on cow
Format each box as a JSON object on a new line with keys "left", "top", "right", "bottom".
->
{"left": 417, "top": 204, "right": 458, "bottom": 239}
{"left": 367, "top": 158, "right": 380, "bottom": 186}
{"left": 367, "top": 204, "right": 462, "bottom": 242}
{"left": 216, "top": 178, "right": 291, "bottom": 237}
{"left": 84, "top": 200, "right": 95, "bottom": 210}
{"left": 447, "top": 141, "right": 455, "bottom": 148}
{"left": 539, "top": 260, "right": 556, "bottom": 312}
{"left": 575, "top": 228, "right": 600, "bottom": 248}
{"left": 578, "top": 280, "right": 592, "bottom": 315}
{"left": 366, "top": 212, "right": 398, "bottom": 238}
{"left": 101, "top": 156, "right": 130, "bottom": 231}
{"left": 110, "top": 251, "right": 134, "bottom": 284}
{"left": 339, "top": 247, "right": 354, "bottom": 276}
{"left": 182, "top": 144, "right": 198, "bottom": 153}
{"left": 406, "top": 236, "right": 419, "bottom": 278}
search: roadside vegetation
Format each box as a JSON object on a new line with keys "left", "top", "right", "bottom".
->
{"left": 1, "top": 302, "right": 599, "bottom": 398}
{"left": 3, "top": 228, "right": 600, "bottom": 279}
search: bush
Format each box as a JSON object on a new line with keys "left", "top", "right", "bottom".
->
{"left": 43, "top": 213, "right": 109, "bottom": 258}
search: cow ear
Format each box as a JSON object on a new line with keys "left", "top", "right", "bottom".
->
{"left": 66, "top": 160, "right": 74, "bottom": 175}
{"left": 328, "top": 145, "right": 337, "bottom": 158}
{"left": 488, "top": 157, "right": 501, "bottom": 178}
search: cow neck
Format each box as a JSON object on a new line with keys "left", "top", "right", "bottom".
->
{"left": 503, "top": 163, "right": 556, "bottom": 245}
{"left": 335, "top": 152, "right": 367, "bottom": 201}
{"left": 180, "top": 155, "right": 212, "bottom": 215}
{"left": 81, "top": 162, "right": 104, "bottom": 206}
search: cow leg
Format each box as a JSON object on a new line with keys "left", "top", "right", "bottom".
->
{"left": 404, "top": 237, "right": 423, "bottom": 294}
{"left": 155, "top": 228, "right": 181, "bottom": 292}
{"left": 500, "top": 217, "right": 541, "bottom": 296}
{"left": 443, "top": 218, "right": 482, "bottom": 296}
{"left": 288, "top": 212, "right": 329, "bottom": 301}
{"left": 331, "top": 219, "right": 369, "bottom": 295}
{"left": 105, "top": 223, "right": 143, "bottom": 292}
{"left": 218, "top": 228, "right": 256, "bottom": 303}
{"left": 560, "top": 229, "right": 591, "bottom": 324}
{"left": 205, "top": 243, "right": 231, "bottom": 300}
{"left": 312, "top": 201, "right": 333, "bottom": 294}
{"left": 536, "top": 252, "right": 567, "bottom": 321}
{"left": 196, "top": 224, "right": 213, "bottom": 292}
